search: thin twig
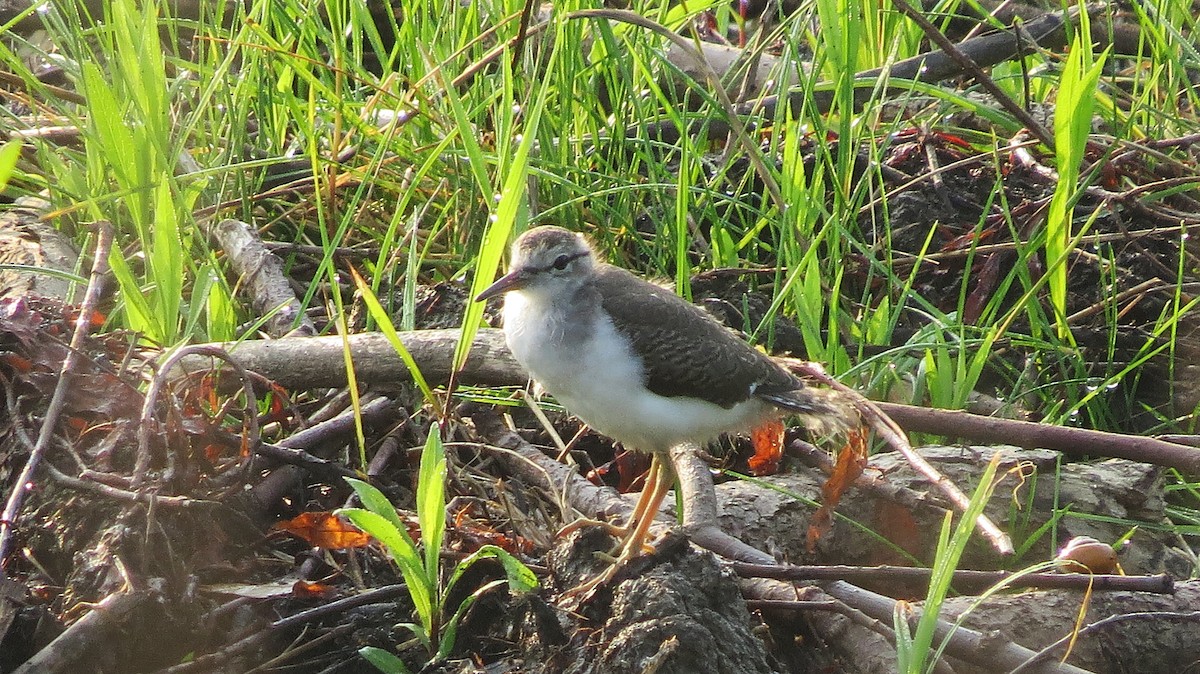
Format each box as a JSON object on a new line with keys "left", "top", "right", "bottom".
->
{"left": 0, "top": 222, "right": 113, "bottom": 567}
{"left": 889, "top": 0, "right": 1056, "bottom": 149}
{"left": 731, "top": 562, "right": 1173, "bottom": 594}
{"left": 1009, "top": 611, "right": 1200, "bottom": 674}
{"left": 45, "top": 463, "right": 212, "bottom": 509}
{"left": 133, "top": 345, "right": 261, "bottom": 490}
{"left": 872, "top": 401, "right": 1200, "bottom": 473}
{"left": 152, "top": 585, "right": 409, "bottom": 674}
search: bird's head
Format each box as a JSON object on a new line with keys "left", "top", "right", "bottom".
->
{"left": 475, "top": 225, "right": 595, "bottom": 302}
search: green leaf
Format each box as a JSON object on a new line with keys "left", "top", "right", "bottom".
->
{"left": 483, "top": 545, "right": 538, "bottom": 593}
{"left": 394, "top": 622, "right": 431, "bottom": 652}
{"left": 337, "top": 508, "right": 432, "bottom": 625}
{"left": 437, "top": 579, "right": 506, "bottom": 660}
{"left": 416, "top": 423, "right": 447, "bottom": 577}
{"left": 350, "top": 270, "right": 439, "bottom": 413}
{"left": 0, "top": 141, "right": 21, "bottom": 191}
{"left": 905, "top": 453, "right": 1004, "bottom": 673}
{"left": 894, "top": 600, "right": 913, "bottom": 672}
{"left": 444, "top": 544, "right": 539, "bottom": 602}
{"left": 1046, "top": 34, "right": 1109, "bottom": 340}
{"left": 344, "top": 478, "right": 410, "bottom": 539}
{"left": 359, "top": 646, "right": 412, "bottom": 674}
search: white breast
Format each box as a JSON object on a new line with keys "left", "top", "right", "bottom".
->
{"left": 503, "top": 290, "right": 773, "bottom": 453}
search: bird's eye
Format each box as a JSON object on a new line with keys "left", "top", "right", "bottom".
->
{"left": 552, "top": 254, "right": 571, "bottom": 271}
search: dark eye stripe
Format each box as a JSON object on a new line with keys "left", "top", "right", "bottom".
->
{"left": 537, "top": 251, "right": 587, "bottom": 272}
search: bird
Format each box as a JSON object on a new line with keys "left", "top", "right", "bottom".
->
{"left": 475, "top": 225, "right": 846, "bottom": 590}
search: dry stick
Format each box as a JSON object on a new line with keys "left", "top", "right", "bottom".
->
{"left": 873, "top": 401, "right": 1200, "bottom": 474}
{"left": 212, "top": 218, "right": 316, "bottom": 338}
{"left": 0, "top": 70, "right": 88, "bottom": 105}
{"left": 1064, "top": 277, "right": 1165, "bottom": 325}
{"left": 913, "top": 222, "right": 1200, "bottom": 265}
{"left": 730, "top": 562, "right": 1173, "bottom": 595}
{"left": 173, "top": 329, "right": 522, "bottom": 391}
{"left": 782, "top": 358, "right": 1015, "bottom": 555}
{"left": 0, "top": 222, "right": 113, "bottom": 568}
{"left": 242, "top": 396, "right": 396, "bottom": 524}
{"left": 857, "top": 140, "right": 1038, "bottom": 221}
{"left": 1009, "top": 131, "right": 1200, "bottom": 227}
{"left": 133, "top": 345, "right": 261, "bottom": 490}
{"left": 11, "top": 589, "right": 154, "bottom": 674}
{"left": 44, "top": 464, "right": 209, "bottom": 509}
{"left": 890, "top": 0, "right": 1057, "bottom": 150}
{"left": 1, "top": 385, "right": 213, "bottom": 511}
{"left": 152, "top": 584, "right": 410, "bottom": 674}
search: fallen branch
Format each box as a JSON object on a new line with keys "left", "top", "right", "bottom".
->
{"left": 873, "top": 402, "right": 1200, "bottom": 474}
{"left": 730, "top": 562, "right": 1173, "bottom": 595}
{"left": 12, "top": 590, "right": 155, "bottom": 674}
{"left": 210, "top": 218, "right": 316, "bottom": 338}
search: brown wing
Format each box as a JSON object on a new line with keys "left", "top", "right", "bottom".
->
{"left": 590, "top": 265, "right": 801, "bottom": 408}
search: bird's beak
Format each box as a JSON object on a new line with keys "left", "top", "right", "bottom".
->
{"left": 475, "top": 268, "right": 529, "bottom": 302}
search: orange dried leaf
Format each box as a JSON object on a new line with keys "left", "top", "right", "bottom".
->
{"left": 807, "top": 429, "right": 868, "bottom": 551}
{"left": 822, "top": 429, "right": 867, "bottom": 504}
{"left": 202, "top": 441, "right": 228, "bottom": 463}
{"left": 806, "top": 508, "right": 832, "bottom": 552}
{"left": 273, "top": 512, "right": 373, "bottom": 549}
{"left": 748, "top": 418, "right": 785, "bottom": 476}
{"left": 65, "top": 307, "right": 106, "bottom": 330}
{"left": 1, "top": 353, "right": 32, "bottom": 373}
{"left": 292, "top": 580, "right": 337, "bottom": 599}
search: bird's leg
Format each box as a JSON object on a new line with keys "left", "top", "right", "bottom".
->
{"left": 564, "top": 456, "right": 674, "bottom": 598}
{"left": 611, "top": 455, "right": 672, "bottom": 559}
{"left": 555, "top": 457, "right": 662, "bottom": 541}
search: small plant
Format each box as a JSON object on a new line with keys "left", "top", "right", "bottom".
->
{"left": 894, "top": 453, "right": 1003, "bottom": 674}
{"left": 338, "top": 422, "right": 538, "bottom": 674}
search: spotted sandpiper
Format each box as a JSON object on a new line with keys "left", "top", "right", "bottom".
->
{"left": 476, "top": 225, "right": 844, "bottom": 586}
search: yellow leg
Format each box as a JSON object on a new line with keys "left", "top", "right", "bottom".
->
{"left": 564, "top": 455, "right": 674, "bottom": 597}
{"left": 614, "top": 457, "right": 671, "bottom": 558}
{"left": 556, "top": 457, "right": 662, "bottom": 540}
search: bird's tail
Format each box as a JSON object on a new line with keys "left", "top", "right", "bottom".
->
{"left": 759, "top": 386, "right": 856, "bottom": 435}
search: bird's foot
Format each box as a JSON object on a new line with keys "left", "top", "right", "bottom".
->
{"left": 560, "top": 539, "right": 639, "bottom": 600}
{"left": 557, "top": 518, "right": 656, "bottom": 558}
{"left": 556, "top": 517, "right": 626, "bottom": 540}
{"left": 559, "top": 528, "right": 687, "bottom": 603}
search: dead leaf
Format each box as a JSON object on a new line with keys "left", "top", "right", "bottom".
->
{"left": 292, "top": 580, "right": 337, "bottom": 599}
{"left": 807, "top": 428, "right": 868, "bottom": 552}
{"left": 273, "top": 512, "right": 373, "bottom": 549}
{"left": 748, "top": 418, "right": 785, "bottom": 476}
